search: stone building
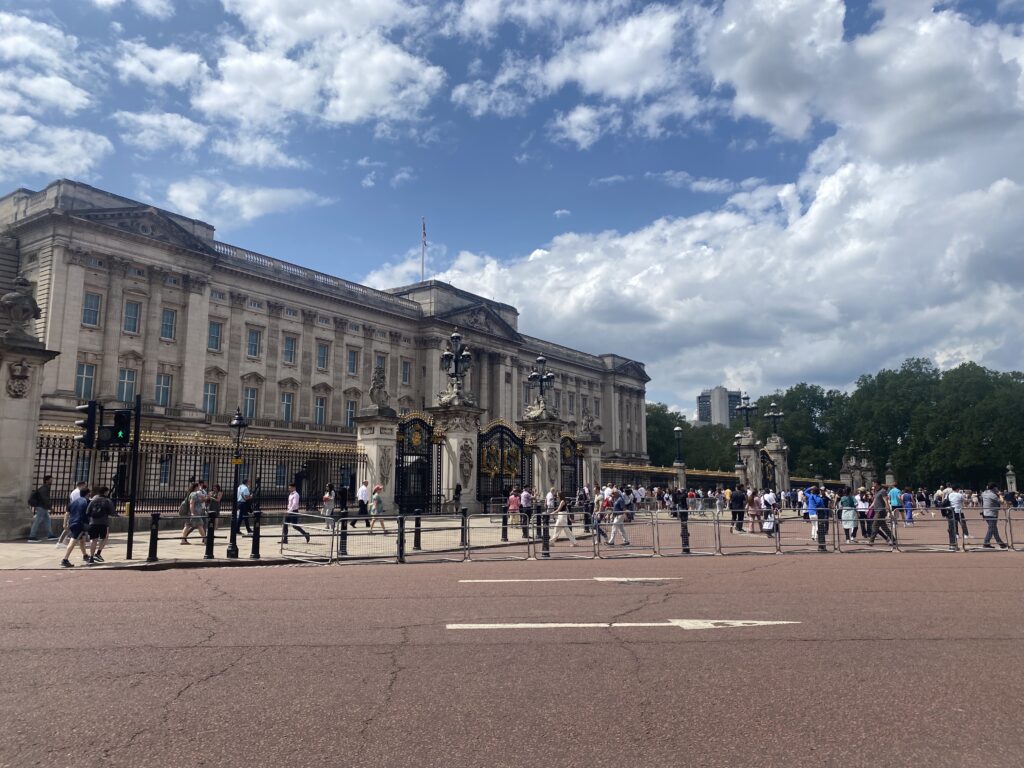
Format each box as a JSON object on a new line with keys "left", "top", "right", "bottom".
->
{"left": 0, "top": 180, "right": 650, "bottom": 461}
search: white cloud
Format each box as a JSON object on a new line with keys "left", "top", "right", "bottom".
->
{"left": 114, "top": 111, "right": 207, "bottom": 152}
{"left": 221, "top": 0, "right": 417, "bottom": 48}
{"left": 0, "top": 114, "right": 113, "bottom": 181}
{"left": 361, "top": 171, "right": 377, "bottom": 188}
{"left": 116, "top": 41, "right": 207, "bottom": 88}
{"left": 211, "top": 134, "right": 305, "bottom": 168}
{"left": 0, "top": 72, "right": 91, "bottom": 115}
{"left": 451, "top": 55, "right": 541, "bottom": 118}
{"left": 0, "top": 12, "right": 79, "bottom": 72}
{"left": 357, "top": 156, "right": 386, "bottom": 167}
{"left": 390, "top": 167, "right": 415, "bottom": 187}
{"left": 550, "top": 104, "right": 620, "bottom": 149}
{"left": 553, "top": 208, "right": 571, "bottom": 218}
{"left": 447, "top": 0, "right": 630, "bottom": 39}
{"left": 645, "top": 170, "right": 737, "bottom": 194}
{"left": 590, "top": 174, "right": 630, "bottom": 186}
{"left": 91, "top": 0, "right": 174, "bottom": 20}
{"left": 165, "top": 177, "right": 332, "bottom": 229}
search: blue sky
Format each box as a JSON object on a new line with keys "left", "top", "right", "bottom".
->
{"left": 3, "top": 0, "right": 1024, "bottom": 412}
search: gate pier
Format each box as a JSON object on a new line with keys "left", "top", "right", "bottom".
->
{"left": 431, "top": 404, "right": 484, "bottom": 513}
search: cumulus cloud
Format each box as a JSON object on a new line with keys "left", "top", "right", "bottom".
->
{"left": 390, "top": 167, "right": 415, "bottom": 187}
{"left": 361, "top": 172, "right": 377, "bottom": 188}
{"left": 550, "top": 104, "right": 620, "bottom": 148}
{"left": 165, "top": 177, "right": 333, "bottom": 229}
{"left": 553, "top": 208, "right": 571, "bottom": 218}
{"left": 211, "top": 133, "right": 304, "bottom": 168}
{"left": 92, "top": 0, "right": 174, "bottom": 20}
{"left": 114, "top": 111, "right": 207, "bottom": 152}
{"left": 645, "top": 170, "right": 739, "bottom": 194}
{"left": 0, "top": 114, "right": 112, "bottom": 181}
{"left": 115, "top": 41, "right": 208, "bottom": 88}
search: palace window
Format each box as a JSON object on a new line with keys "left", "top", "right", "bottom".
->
{"left": 123, "top": 301, "right": 141, "bottom": 334}
{"left": 314, "top": 396, "right": 327, "bottom": 426}
{"left": 155, "top": 373, "right": 172, "bottom": 407}
{"left": 207, "top": 321, "right": 222, "bottom": 352}
{"left": 75, "top": 363, "right": 95, "bottom": 400}
{"left": 282, "top": 335, "right": 297, "bottom": 365}
{"left": 401, "top": 360, "right": 412, "bottom": 385}
{"left": 246, "top": 328, "right": 262, "bottom": 358}
{"left": 280, "top": 392, "right": 294, "bottom": 423}
{"left": 160, "top": 308, "right": 177, "bottom": 341}
{"left": 82, "top": 293, "right": 101, "bottom": 327}
{"left": 117, "top": 368, "right": 137, "bottom": 403}
{"left": 316, "top": 342, "right": 330, "bottom": 371}
{"left": 243, "top": 387, "right": 259, "bottom": 418}
{"left": 345, "top": 399, "right": 357, "bottom": 428}
{"left": 347, "top": 349, "right": 359, "bottom": 375}
{"left": 203, "top": 382, "right": 219, "bottom": 416}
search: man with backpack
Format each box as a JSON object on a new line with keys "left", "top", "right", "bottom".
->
{"left": 86, "top": 486, "right": 116, "bottom": 563}
{"left": 61, "top": 487, "right": 92, "bottom": 567}
{"left": 729, "top": 484, "right": 746, "bottom": 533}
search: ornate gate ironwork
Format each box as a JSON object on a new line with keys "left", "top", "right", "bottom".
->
{"left": 560, "top": 436, "right": 582, "bottom": 498}
{"left": 477, "top": 422, "right": 529, "bottom": 501}
{"left": 395, "top": 417, "right": 440, "bottom": 515}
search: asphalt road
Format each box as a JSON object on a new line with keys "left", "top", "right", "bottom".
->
{"left": 2, "top": 553, "right": 1023, "bottom": 768}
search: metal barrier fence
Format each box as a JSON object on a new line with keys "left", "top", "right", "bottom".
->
{"left": 133, "top": 506, "right": 1023, "bottom": 564}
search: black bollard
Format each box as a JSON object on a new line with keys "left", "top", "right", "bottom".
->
{"left": 338, "top": 510, "right": 349, "bottom": 557}
{"left": 460, "top": 507, "right": 469, "bottom": 548}
{"left": 413, "top": 509, "right": 422, "bottom": 551}
{"left": 541, "top": 511, "right": 550, "bottom": 558}
{"left": 146, "top": 512, "right": 160, "bottom": 563}
{"left": 501, "top": 506, "right": 509, "bottom": 542}
{"left": 250, "top": 510, "right": 261, "bottom": 559}
{"left": 397, "top": 515, "right": 406, "bottom": 563}
{"left": 680, "top": 512, "right": 691, "bottom": 554}
{"left": 204, "top": 512, "right": 217, "bottom": 560}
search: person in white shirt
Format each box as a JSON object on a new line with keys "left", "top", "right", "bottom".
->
{"left": 946, "top": 485, "right": 970, "bottom": 540}
{"left": 235, "top": 480, "right": 253, "bottom": 536}
{"left": 355, "top": 480, "right": 371, "bottom": 529}
{"left": 545, "top": 488, "right": 556, "bottom": 511}
{"left": 519, "top": 487, "right": 534, "bottom": 538}
{"left": 282, "top": 483, "right": 310, "bottom": 544}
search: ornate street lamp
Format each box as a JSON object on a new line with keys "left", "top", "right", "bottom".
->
{"left": 438, "top": 329, "right": 475, "bottom": 406}
{"left": 527, "top": 356, "right": 555, "bottom": 399}
{"left": 763, "top": 401, "right": 784, "bottom": 435}
{"left": 673, "top": 425, "right": 683, "bottom": 463}
{"left": 736, "top": 393, "right": 757, "bottom": 428}
{"left": 733, "top": 432, "right": 743, "bottom": 467}
{"left": 225, "top": 407, "right": 249, "bottom": 560}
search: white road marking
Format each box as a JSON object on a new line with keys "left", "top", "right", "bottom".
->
{"left": 459, "top": 577, "right": 687, "bottom": 584}
{"left": 446, "top": 619, "right": 799, "bottom": 631}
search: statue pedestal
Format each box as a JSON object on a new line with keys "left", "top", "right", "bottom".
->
{"left": 518, "top": 418, "right": 565, "bottom": 499}
{"left": 672, "top": 460, "right": 687, "bottom": 492}
{"left": 736, "top": 428, "right": 758, "bottom": 489}
{"left": 0, "top": 337, "right": 59, "bottom": 539}
{"left": 429, "top": 405, "right": 484, "bottom": 513}
{"left": 354, "top": 407, "right": 399, "bottom": 510}
{"left": 764, "top": 433, "right": 790, "bottom": 492}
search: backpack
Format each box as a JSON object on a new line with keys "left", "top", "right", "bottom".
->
{"left": 179, "top": 496, "right": 191, "bottom": 516}
{"left": 27, "top": 489, "right": 40, "bottom": 507}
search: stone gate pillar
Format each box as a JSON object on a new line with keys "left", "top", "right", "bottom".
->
{"left": 578, "top": 424, "right": 603, "bottom": 491}
{"left": 765, "top": 433, "right": 791, "bottom": 492}
{"left": 430, "top": 405, "right": 484, "bottom": 513}
{"left": 1006, "top": 464, "right": 1017, "bottom": 493}
{"left": 884, "top": 461, "right": 896, "bottom": 487}
{"left": 518, "top": 419, "right": 564, "bottom": 500}
{"left": 0, "top": 276, "right": 60, "bottom": 539}
{"left": 354, "top": 404, "right": 399, "bottom": 509}
{"left": 736, "top": 428, "right": 758, "bottom": 489}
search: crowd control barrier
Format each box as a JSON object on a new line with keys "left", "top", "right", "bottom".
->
{"left": 595, "top": 511, "right": 658, "bottom": 558}
{"left": 657, "top": 510, "right": 718, "bottom": 556}
{"left": 466, "top": 510, "right": 532, "bottom": 561}
{"left": 962, "top": 511, "right": 1012, "bottom": 552}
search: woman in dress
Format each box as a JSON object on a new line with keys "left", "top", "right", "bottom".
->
{"left": 746, "top": 489, "right": 762, "bottom": 533}
{"left": 369, "top": 484, "right": 387, "bottom": 533}
{"left": 550, "top": 492, "right": 576, "bottom": 545}
{"left": 840, "top": 486, "right": 858, "bottom": 543}
{"left": 322, "top": 483, "right": 336, "bottom": 531}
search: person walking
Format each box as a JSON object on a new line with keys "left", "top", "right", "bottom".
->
{"left": 729, "top": 484, "right": 746, "bottom": 533}
{"left": 839, "top": 486, "right": 858, "bottom": 543}
{"left": 235, "top": 478, "right": 253, "bottom": 537}
{"left": 507, "top": 487, "right": 520, "bottom": 531}
{"left": 947, "top": 484, "right": 970, "bottom": 540}
{"left": 60, "top": 487, "right": 92, "bottom": 567}
{"left": 606, "top": 490, "right": 631, "bottom": 546}
{"left": 805, "top": 485, "right": 829, "bottom": 551}
{"left": 180, "top": 481, "right": 208, "bottom": 545}
{"left": 746, "top": 489, "right": 763, "bottom": 534}
{"left": 868, "top": 483, "right": 895, "bottom": 546}
{"left": 27, "top": 475, "right": 58, "bottom": 542}
{"left": 980, "top": 484, "right": 1008, "bottom": 549}
{"left": 206, "top": 483, "right": 223, "bottom": 539}
{"left": 322, "top": 483, "right": 337, "bottom": 531}
{"left": 519, "top": 486, "right": 533, "bottom": 539}
{"left": 368, "top": 484, "right": 387, "bottom": 533}
{"left": 550, "top": 493, "right": 577, "bottom": 545}
{"left": 282, "top": 483, "right": 311, "bottom": 544}
{"left": 356, "top": 480, "right": 371, "bottom": 528}
{"left": 85, "top": 486, "right": 116, "bottom": 563}
{"left": 856, "top": 487, "right": 872, "bottom": 540}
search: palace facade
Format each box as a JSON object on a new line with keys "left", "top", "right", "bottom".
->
{"left": 0, "top": 180, "right": 650, "bottom": 460}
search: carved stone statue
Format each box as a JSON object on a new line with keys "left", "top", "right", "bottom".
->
{"left": 437, "top": 379, "right": 477, "bottom": 407}
{"left": 459, "top": 439, "right": 474, "bottom": 485}
{"left": 524, "top": 395, "right": 559, "bottom": 421}
{"left": 545, "top": 446, "right": 559, "bottom": 485}
{"left": 580, "top": 405, "right": 597, "bottom": 436}
{"left": 1, "top": 276, "right": 42, "bottom": 345}
{"left": 369, "top": 364, "right": 391, "bottom": 409}
{"left": 378, "top": 446, "right": 393, "bottom": 489}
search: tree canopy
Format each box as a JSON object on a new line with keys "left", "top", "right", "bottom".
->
{"left": 646, "top": 359, "right": 1024, "bottom": 489}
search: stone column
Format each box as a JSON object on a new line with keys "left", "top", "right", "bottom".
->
{"left": 673, "top": 460, "right": 687, "bottom": 492}
{"left": 736, "top": 428, "right": 758, "bottom": 488}
{"left": 225, "top": 292, "right": 246, "bottom": 409}
{"left": 262, "top": 303, "right": 283, "bottom": 418}
{"left": 884, "top": 461, "right": 896, "bottom": 487}
{"left": 430, "top": 405, "right": 485, "bottom": 512}
{"left": 0, "top": 333, "right": 59, "bottom": 539}
{"left": 579, "top": 434, "right": 604, "bottom": 490}
{"left": 298, "top": 310, "right": 317, "bottom": 420}
{"left": 178, "top": 274, "right": 208, "bottom": 418}
{"left": 331, "top": 318, "right": 348, "bottom": 423}
{"left": 765, "top": 433, "right": 791, "bottom": 492}
{"left": 1006, "top": 464, "right": 1017, "bottom": 493}
{"left": 518, "top": 419, "right": 564, "bottom": 499}
{"left": 141, "top": 267, "right": 166, "bottom": 405}
{"left": 42, "top": 247, "right": 85, "bottom": 405}
{"left": 354, "top": 404, "right": 399, "bottom": 508}
{"left": 99, "top": 257, "right": 128, "bottom": 399}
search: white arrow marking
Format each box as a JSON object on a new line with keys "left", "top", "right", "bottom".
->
{"left": 446, "top": 619, "right": 799, "bottom": 630}
{"left": 459, "top": 577, "right": 687, "bottom": 584}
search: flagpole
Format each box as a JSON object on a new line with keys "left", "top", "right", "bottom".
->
{"left": 421, "top": 216, "right": 426, "bottom": 283}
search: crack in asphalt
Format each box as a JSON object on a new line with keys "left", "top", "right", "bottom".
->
{"left": 353, "top": 627, "right": 409, "bottom": 741}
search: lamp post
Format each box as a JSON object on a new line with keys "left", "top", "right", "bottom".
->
{"left": 439, "top": 329, "right": 474, "bottom": 405}
{"left": 225, "top": 407, "right": 249, "bottom": 560}
{"left": 733, "top": 433, "right": 743, "bottom": 467}
{"left": 527, "top": 355, "right": 556, "bottom": 400}
{"left": 736, "top": 393, "right": 757, "bottom": 429}
{"left": 763, "top": 401, "right": 784, "bottom": 435}
{"left": 673, "top": 425, "right": 683, "bottom": 463}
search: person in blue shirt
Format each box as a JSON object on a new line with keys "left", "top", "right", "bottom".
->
{"left": 804, "top": 486, "right": 830, "bottom": 552}
{"left": 60, "top": 488, "right": 92, "bottom": 567}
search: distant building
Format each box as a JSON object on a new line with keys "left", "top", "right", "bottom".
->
{"left": 696, "top": 386, "right": 741, "bottom": 427}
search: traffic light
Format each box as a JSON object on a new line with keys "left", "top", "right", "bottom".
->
{"left": 75, "top": 401, "right": 97, "bottom": 449}
{"left": 110, "top": 410, "right": 132, "bottom": 447}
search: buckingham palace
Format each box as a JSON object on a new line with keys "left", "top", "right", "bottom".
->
{"left": 0, "top": 180, "right": 651, "bottom": 468}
